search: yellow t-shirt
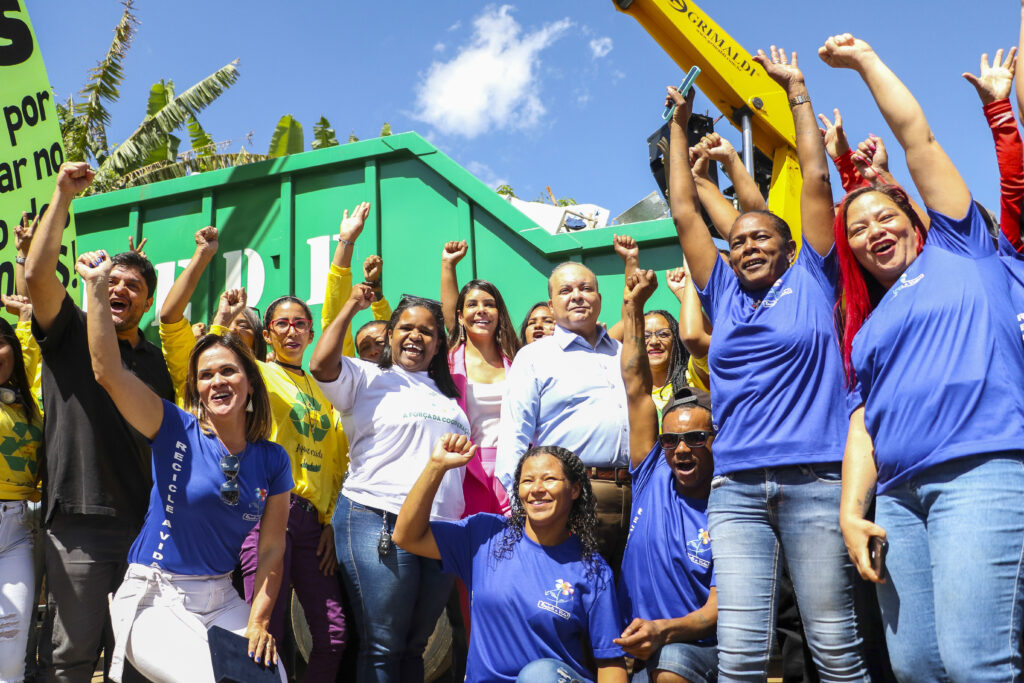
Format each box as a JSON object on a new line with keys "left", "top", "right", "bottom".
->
{"left": 2, "top": 322, "right": 42, "bottom": 501}
{"left": 158, "top": 317, "right": 196, "bottom": 406}
{"left": 323, "top": 264, "right": 393, "bottom": 358}
{"left": 687, "top": 354, "right": 710, "bottom": 392}
{"left": 256, "top": 360, "right": 349, "bottom": 524}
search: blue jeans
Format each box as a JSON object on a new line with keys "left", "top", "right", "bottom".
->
{"left": 875, "top": 452, "right": 1024, "bottom": 682}
{"left": 631, "top": 641, "right": 718, "bottom": 683}
{"left": 516, "top": 658, "right": 590, "bottom": 683}
{"left": 708, "top": 465, "right": 868, "bottom": 682}
{"left": 333, "top": 494, "right": 454, "bottom": 683}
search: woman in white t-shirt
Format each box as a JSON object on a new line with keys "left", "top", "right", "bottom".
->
{"left": 311, "top": 284, "right": 469, "bottom": 682}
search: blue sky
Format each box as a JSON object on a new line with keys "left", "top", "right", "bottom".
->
{"left": 28, "top": 1, "right": 1020, "bottom": 219}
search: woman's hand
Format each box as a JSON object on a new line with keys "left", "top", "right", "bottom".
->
{"left": 665, "top": 267, "right": 687, "bottom": 299}
{"left": 316, "top": 526, "right": 337, "bottom": 576}
{"left": 347, "top": 283, "right": 376, "bottom": 311}
{"left": 339, "top": 202, "right": 371, "bottom": 244}
{"left": 754, "top": 45, "right": 805, "bottom": 95}
{"left": 75, "top": 250, "right": 113, "bottom": 284}
{"left": 194, "top": 225, "right": 219, "bottom": 257}
{"left": 441, "top": 240, "right": 468, "bottom": 265}
{"left": 191, "top": 322, "right": 207, "bottom": 338}
{"left": 214, "top": 288, "right": 248, "bottom": 328}
{"left": 666, "top": 85, "right": 693, "bottom": 127}
{"left": 818, "top": 33, "right": 876, "bottom": 71}
{"left": 963, "top": 47, "right": 1017, "bottom": 105}
{"left": 15, "top": 212, "right": 38, "bottom": 257}
{"left": 612, "top": 234, "right": 639, "bottom": 264}
{"left": 245, "top": 621, "right": 278, "bottom": 667}
{"left": 818, "top": 108, "right": 850, "bottom": 158}
{"left": 2, "top": 294, "right": 32, "bottom": 322}
{"left": 840, "top": 513, "right": 887, "bottom": 584}
{"left": 851, "top": 134, "right": 889, "bottom": 185}
{"left": 363, "top": 254, "right": 383, "bottom": 283}
{"left": 623, "top": 269, "right": 658, "bottom": 309}
{"left": 429, "top": 433, "right": 477, "bottom": 471}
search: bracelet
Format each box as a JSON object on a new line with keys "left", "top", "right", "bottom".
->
{"left": 15, "top": 256, "right": 26, "bottom": 265}
{"left": 339, "top": 238, "right": 354, "bottom": 247}
{"left": 364, "top": 279, "right": 381, "bottom": 289}
{"left": 788, "top": 95, "right": 811, "bottom": 108}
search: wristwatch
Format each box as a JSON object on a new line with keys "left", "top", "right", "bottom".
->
{"left": 788, "top": 95, "right": 811, "bottom": 108}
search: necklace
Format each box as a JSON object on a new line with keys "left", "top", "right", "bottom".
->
{"left": 274, "top": 359, "right": 304, "bottom": 372}
{"left": 277, "top": 364, "right": 319, "bottom": 432}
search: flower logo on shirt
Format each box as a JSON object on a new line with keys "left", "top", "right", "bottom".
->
{"left": 686, "top": 528, "right": 712, "bottom": 569}
{"left": 255, "top": 488, "right": 268, "bottom": 503}
{"left": 545, "top": 579, "right": 575, "bottom": 608}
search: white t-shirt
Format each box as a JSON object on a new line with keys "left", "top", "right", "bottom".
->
{"left": 466, "top": 380, "right": 504, "bottom": 448}
{"left": 317, "top": 356, "right": 469, "bottom": 520}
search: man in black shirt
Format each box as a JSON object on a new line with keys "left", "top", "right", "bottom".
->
{"left": 26, "top": 162, "right": 173, "bottom": 682}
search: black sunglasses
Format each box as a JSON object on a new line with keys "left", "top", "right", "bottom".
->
{"left": 219, "top": 452, "right": 240, "bottom": 505}
{"left": 658, "top": 430, "right": 713, "bottom": 450}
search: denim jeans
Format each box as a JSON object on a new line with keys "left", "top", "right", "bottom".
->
{"left": 708, "top": 465, "right": 868, "bottom": 682}
{"left": 516, "top": 658, "right": 590, "bottom": 683}
{"left": 632, "top": 641, "right": 718, "bottom": 683}
{"left": 875, "top": 452, "right": 1024, "bottom": 683}
{"left": 333, "top": 494, "right": 454, "bottom": 683}
{"left": 0, "top": 500, "right": 34, "bottom": 683}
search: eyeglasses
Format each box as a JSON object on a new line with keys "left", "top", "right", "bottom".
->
{"left": 658, "top": 430, "right": 713, "bottom": 450}
{"left": 269, "top": 318, "right": 312, "bottom": 334}
{"left": 219, "top": 453, "right": 240, "bottom": 506}
{"left": 644, "top": 330, "right": 674, "bottom": 341}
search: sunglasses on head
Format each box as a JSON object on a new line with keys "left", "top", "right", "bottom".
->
{"left": 658, "top": 430, "right": 713, "bottom": 450}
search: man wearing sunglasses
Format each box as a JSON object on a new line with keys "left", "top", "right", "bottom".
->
{"left": 613, "top": 270, "right": 718, "bottom": 683}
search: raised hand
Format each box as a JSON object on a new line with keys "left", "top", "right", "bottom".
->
{"left": 348, "top": 282, "right": 376, "bottom": 311}
{"left": 14, "top": 212, "right": 38, "bottom": 256}
{"left": 217, "top": 288, "right": 248, "bottom": 326}
{"left": 127, "top": 236, "right": 147, "bottom": 260}
{"left": 689, "top": 145, "right": 711, "bottom": 181}
{"left": 55, "top": 162, "right": 95, "bottom": 197}
{"left": 613, "top": 234, "right": 639, "bottom": 264}
{"left": 339, "top": 202, "right": 371, "bottom": 243}
{"left": 624, "top": 269, "right": 658, "bottom": 309}
{"left": 754, "top": 45, "right": 805, "bottom": 94}
{"left": 441, "top": 240, "right": 468, "bottom": 265}
{"left": 665, "top": 267, "right": 688, "bottom": 297}
{"left": 818, "top": 108, "right": 850, "bottom": 158}
{"left": 429, "top": 433, "right": 477, "bottom": 470}
{"left": 700, "top": 133, "right": 736, "bottom": 163}
{"left": 191, "top": 322, "right": 207, "bottom": 338}
{"left": 194, "top": 226, "right": 219, "bottom": 256}
{"left": 75, "top": 250, "right": 113, "bottom": 283}
{"left": 666, "top": 84, "right": 693, "bottom": 127}
{"left": 818, "top": 33, "right": 876, "bottom": 71}
{"left": 963, "top": 48, "right": 1017, "bottom": 105}
{"left": 363, "top": 254, "right": 382, "bottom": 283}
{"left": 2, "top": 294, "right": 32, "bottom": 322}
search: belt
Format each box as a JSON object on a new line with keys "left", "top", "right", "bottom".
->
{"left": 585, "top": 467, "right": 631, "bottom": 484}
{"left": 291, "top": 493, "right": 316, "bottom": 514}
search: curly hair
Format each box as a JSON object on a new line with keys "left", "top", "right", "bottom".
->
{"left": 492, "top": 445, "right": 603, "bottom": 581}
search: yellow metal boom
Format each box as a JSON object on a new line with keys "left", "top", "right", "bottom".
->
{"left": 614, "top": 0, "right": 804, "bottom": 243}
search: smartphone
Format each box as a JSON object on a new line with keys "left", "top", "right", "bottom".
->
{"left": 869, "top": 536, "right": 888, "bottom": 578}
{"left": 662, "top": 65, "right": 702, "bottom": 121}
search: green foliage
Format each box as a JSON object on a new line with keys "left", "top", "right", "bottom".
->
{"left": 268, "top": 114, "right": 304, "bottom": 157}
{"left": 495, "top": 184, "right": 516, "bottom": 198}
{"left": 312, "top": 116, "right": 338, "bottom": 150}
{"left": 556, "top": 197, "right": 577, "bottom": 206}
{"left": 379, "top": 122, "right": 392, "bottom": 137}
{"left": 347, "top": 132, "right": 360, "bottom": 143}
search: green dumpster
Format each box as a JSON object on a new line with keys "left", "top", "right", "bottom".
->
{"left": 72, "top": 132, "right": 704, "bottom": 349}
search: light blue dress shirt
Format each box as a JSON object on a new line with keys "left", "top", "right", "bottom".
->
{"left": 495, "top": 324, "right": 629, "bottom": 491}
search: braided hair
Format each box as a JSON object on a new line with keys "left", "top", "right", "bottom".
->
{"left": 493, "top": 445, "right": 602, "bottom": 581}
{"left": 645, "top": 309, "right": 690, "bottom": 394}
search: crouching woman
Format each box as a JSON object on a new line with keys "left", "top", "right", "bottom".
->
{"left": 77, "top": 250, "right": 292, "bottom": 683}
{"left": 395, "top": 437, "right": 628, "bottom": 683}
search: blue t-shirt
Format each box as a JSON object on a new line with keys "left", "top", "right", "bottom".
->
{"left": 697, "top": 247, "right": 847, "bottom": 475}
{"left": 998, "top": 232, "right": 1024, "bottom": 343}
{"left": 431, "top": 514, "right": 625, "bottom": 683}
{"left": 128, "top": 401, "right": 293, "bottom": 574}
{"left": 852, "top": 203, "right": 1024, "bottom": 494}
{"left": 619, "top": 444, "right": 715, "bottom": 646}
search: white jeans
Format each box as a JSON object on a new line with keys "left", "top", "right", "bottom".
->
{"left": 109, "top": 564, "right": 286, "bottom": 683}
{"left": 0, "top": 500, "right": 33, "bottom": 683}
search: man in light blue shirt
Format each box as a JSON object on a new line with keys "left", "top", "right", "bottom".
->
{"left": 497, "top": 262, "right": 631, "bottom": 567}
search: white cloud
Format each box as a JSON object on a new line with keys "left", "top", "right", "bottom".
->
{"left": 465, "top": 160, "right": 509, "bottom": 190}
{"left": 448, "top": 20, "right": 462, "bottom": 32}
{"left": 433, "top": 42, "right": 446, "bottom": 53}
{"left": 589, "top": 37, "right": 613, "bottom": 59}
{"left": 413, "top": 5, "right": 572, "bottom": 139}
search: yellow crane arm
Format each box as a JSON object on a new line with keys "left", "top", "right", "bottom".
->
{"left": 614, "top": 0, "right": 804, "bottom": 243}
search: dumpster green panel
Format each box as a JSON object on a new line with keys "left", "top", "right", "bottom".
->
{"left": 71, "top": 132, "right": 711, "bottom": 360}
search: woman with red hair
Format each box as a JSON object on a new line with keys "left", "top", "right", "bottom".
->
{"left": 823, "top": 33, "right": 1024, "bottom": 682}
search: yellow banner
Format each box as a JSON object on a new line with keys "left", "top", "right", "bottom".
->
{"left": 0, "top": 1, "right": 78, "bottom": 305}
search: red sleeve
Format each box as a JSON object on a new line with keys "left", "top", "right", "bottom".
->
{"left": 983, "top": 98, "right": 1024, "bottom": 252}
{"left": 832, "top": 150, "right": 869, "bottom": 193}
